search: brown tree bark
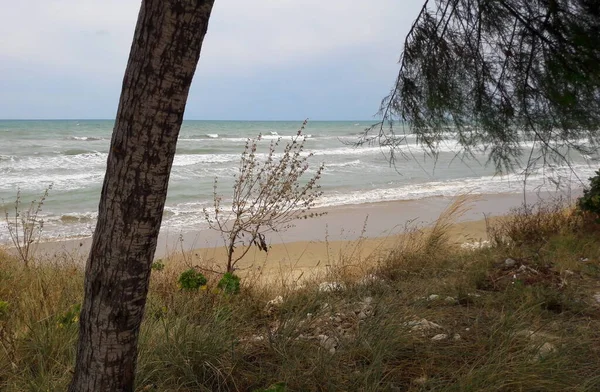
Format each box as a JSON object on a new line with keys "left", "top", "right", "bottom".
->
{"left": 69, "top": 1, "right": 214, "bottom": 391}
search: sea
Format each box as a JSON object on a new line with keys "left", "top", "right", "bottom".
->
{"left": 0, "top": 120, "right": 596, "bottom": 243}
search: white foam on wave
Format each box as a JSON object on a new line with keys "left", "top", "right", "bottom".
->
{"left": 315, "top": 165, "right": 594, "bottom": 208}
{"left": 0, "top": 170, "right": 105, "bottom": 192}
{"left": 0, "top": 152, "right": 107, "bottom": 172}
{"left": 327, "top": 159, "right": 362, "bottom": 168}
{"left": 173, "top": 153, "right": 238, "bottom": 166}
{"left": 2, "top": 162, "right": 593, "bottom": 243}
{"left": 67, "top": 136, "right": 104, "bottom": 141}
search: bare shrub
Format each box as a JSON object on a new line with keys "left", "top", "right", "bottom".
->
{"left": 2, "top": 186, "right": 52, "bottom": 267}
{"left": 203, "top": 121, "right": 325, "bottom": 273}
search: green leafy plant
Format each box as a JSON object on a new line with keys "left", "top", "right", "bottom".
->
{"left": 217, "top": 272, "right": 240, "bottom": 295}
{"left": 178, "top": 269, "right": 207, "bottom": 291}
{"left": 151, "top": 259, "right": 165, "bottom": 271}
{"left": 578, "top": 170, "right": 600, "bottom": 220}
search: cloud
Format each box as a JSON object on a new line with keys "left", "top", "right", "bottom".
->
{"left": 0, "top": 0, "right": 423, "bottom": 119}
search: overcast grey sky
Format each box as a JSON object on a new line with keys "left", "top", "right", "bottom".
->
{"left": 0, "top": 0, "right": 423, "bottom": 120}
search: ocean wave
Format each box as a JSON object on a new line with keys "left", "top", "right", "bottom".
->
{"left": 183, "top": 134, "right": 220, "bottom": 139}
{"left": 180, "top": 133, "right": 314, "bottom": 143}
{"left": 63, "top": 148, "right": 100, "bottom": 156}
{"left": 315, "top": 167, "right": 593, "bottom": 208}
{"left": 327, "top": 159, "right": 362, "bottom": 168}
{"left": 0, "top": 152, "right": 107, "bottom": 172}
{"left": 67, "top": 136, "right": 104, "bottom": 141}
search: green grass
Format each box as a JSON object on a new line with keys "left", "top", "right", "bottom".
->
{"left": 1, "top": 200, "right": 600, "bottom": 391}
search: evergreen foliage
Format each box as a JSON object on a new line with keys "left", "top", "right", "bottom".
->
{"left": 364, "top": 0, "right": 600, "bottom": 172}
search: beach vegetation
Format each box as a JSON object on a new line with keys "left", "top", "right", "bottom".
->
{"left": 1, "top": 185, "right": 52, "bottom": 267}
{"left": 203, "top": 120, "right": 325, "bottom": 273}
{"left": 1, "top": 198, "right": 599, "bottom": 390}
{"left": 577, "top": 170, "right": 600, "bottom": 221}
{"left": 151, "top": 259, "right": 165, "bottom": 272}
{"left": 178, "top": 269, "right": 208, "bottom": 291}
{"left": 217, "top": 272, "right": 241, "bottom": 295}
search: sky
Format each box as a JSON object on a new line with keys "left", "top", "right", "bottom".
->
{"left": 0, "top": 0, "right": 423, "bottom": 120}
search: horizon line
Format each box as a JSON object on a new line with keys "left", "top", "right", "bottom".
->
{"left": 0, "top": 118, "right": 377, "bottom": 122}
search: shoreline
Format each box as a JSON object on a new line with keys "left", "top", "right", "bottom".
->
{"left": 23, "top": 189, "right": 579, "bottom": 266}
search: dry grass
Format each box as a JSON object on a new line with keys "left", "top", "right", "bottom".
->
{"left": 1, "top": 198, "right": 600, "bottom": 391}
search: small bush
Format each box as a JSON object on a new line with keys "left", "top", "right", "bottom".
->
{"left": 178, "top": 269, "right": 207, "bottom": 291}
{"left": 487, "top": 200, "right": 577, "bottom": 248}
{"left": 578, "top": 170, "right": 600, "bottom": 220}
{"left": 217, "top": 272, "right": 240, "bottom": 295}
{"left": 151, "top": 260, "right": 165, "bottom": 271}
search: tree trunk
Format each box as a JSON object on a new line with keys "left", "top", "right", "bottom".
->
{"left": 69, "top": 1, "right": 214, "bottom": 391}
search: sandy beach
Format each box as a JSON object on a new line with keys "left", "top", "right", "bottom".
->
{"left": 29, "top": 189, "right": 577, "bottom": 279}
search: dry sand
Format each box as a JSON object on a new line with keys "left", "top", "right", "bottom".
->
{"left": 166, "top": 217, "right": 492, "bottom": 283}
{"left": 29, "top": 190, "right": 576, "bottom": 281}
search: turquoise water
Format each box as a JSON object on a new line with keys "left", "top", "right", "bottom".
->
{"left": 0, "top": 120, "right": 594, "bottom": 241}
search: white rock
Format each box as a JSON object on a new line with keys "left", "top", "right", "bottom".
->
{"left": 318, "top": 334, "right": 337, "bottom": 352}
{"left": 505, "top": 258, "right": 517, "bottom": 267}
{"left": 267, "top": 295, "right": 283, "bottom": 306}
{"left": 428, "top": 294, "right": 440, "bottom": 301}
{"left": 445, "top": 296, "right": 457, "bottom": 303}
{"left": 453, "top": 334, "right": 462, "bottom": 340}
{"left": 358, "top": 274, "right": 381, "bottom": 285}
{"left": 319, "top": 282, "right": 346, "bottom": 292}
{"left": 460, "top": 240, "right": 491, "bottom": 250}
{"left": 537, "top": 342, "right": 557, "bottom": 359}
{"left": 431, "top": 334, "right": 448, "bottom": 341}
{"left": 412, "top": 376, "right": 428, "bottom": 385}
{"left": 593, "top": 293, "right": 600, "bottom": 304}
{"left": 362, "top": 297, "right": 374, "bottom": 305}
{"left": 405, "top": 318, "right": 442, "bottom": 331}
{"left": 264, "top": 295, "right": 284, "bottom": 315}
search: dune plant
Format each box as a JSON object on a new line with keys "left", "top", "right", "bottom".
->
{"left": 217, "top": 272, "right": 240, "bottom": 295}
{"left": 578, "top": 170, "right": 600, "bottom": 222}
{"left": 178, "top": 269, "right": 208, "bottom": 291}
{"left": 203, "top": 120, "right": 325, "bottom": 273}
{"left": 2, "top": 185, "right": 52, "bottom": 267}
